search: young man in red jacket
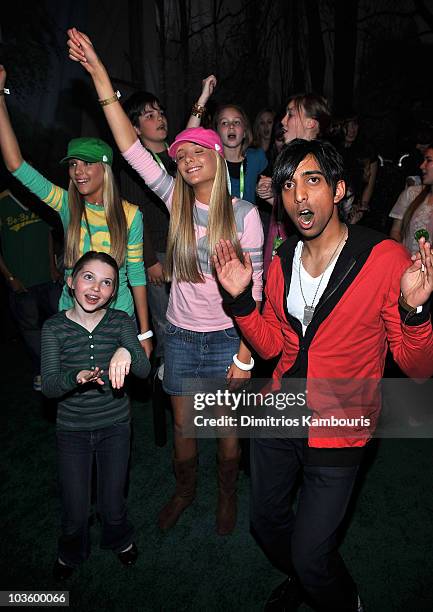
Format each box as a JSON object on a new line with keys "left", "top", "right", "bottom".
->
{"left": 213, "top": 139, "right": 433, "bottom": 612}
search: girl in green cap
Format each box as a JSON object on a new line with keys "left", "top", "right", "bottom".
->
{"left": 0, "top": 65, "right": 152, "bottom": 357}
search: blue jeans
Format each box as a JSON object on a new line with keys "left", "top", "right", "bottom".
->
{"left": 8, "top": 281, "right": 62, "bottom": 374}
{"left": 56, "top": 422, "right": 134, "bottom": 567}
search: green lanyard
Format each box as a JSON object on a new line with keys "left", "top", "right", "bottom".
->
{"left": 150, "top": 144, "right": 168, "bottom": 170}
{"left": 239, "top": 161, "right": 245, "bottom": 199}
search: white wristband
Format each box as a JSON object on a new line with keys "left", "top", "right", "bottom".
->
{"left": 137, "top": 330, "right": 153, "bottom": 341}
{"left": 232, "top": 353, "right": 254, "bottom": 371}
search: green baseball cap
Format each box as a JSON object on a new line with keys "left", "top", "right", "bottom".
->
{"left": 60, "top": 137, "right": 113, "bottom": 166}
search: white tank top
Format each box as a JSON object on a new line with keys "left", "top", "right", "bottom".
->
{"left": 287, "top": 241, "right": 339, "bottom": 335}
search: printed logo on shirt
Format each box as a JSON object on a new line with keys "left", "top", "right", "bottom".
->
{"left": 5, "top": 212, "right": 41, "bottom": 232}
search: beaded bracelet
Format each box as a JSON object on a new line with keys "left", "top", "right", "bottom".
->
{"left": 191, "top": 102, "right": 206, "bottom": 117}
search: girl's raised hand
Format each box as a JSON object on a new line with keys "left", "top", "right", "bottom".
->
{"left": 213, "top": 239, "right": 253, "bottom": 298}
{"left": 67, "top": 27, "right": 101, "bottom": 74}
{"left": 199, "top": 75, "right": 217, "bottom": 104}
{"left": 76, "top": 367, "right": 104, "bottom": 385}
{"left": 109, "top": 347, "right": 131, "bottom": 389}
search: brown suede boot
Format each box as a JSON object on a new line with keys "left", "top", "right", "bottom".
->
{"left": 158, "top": 455, "right": 197, "bottom": 530}
{"left": 216, "top": 453, "right": 240, "bottom": 535}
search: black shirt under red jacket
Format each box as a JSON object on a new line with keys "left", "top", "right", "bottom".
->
{"left": 226, "top": 225, "right": 433, "bottom": 449}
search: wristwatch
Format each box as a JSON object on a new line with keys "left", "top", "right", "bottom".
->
{"left": 398, "top": 294, "right": 423, "bottom": 318}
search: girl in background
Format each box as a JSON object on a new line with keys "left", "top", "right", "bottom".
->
{"left": 187, "top": 76, "right": 268, "bottom": 205}
{"left": 41, "top": 251, "right": 150, "bottom": 579}
{"left": 253, "top": 108, "right": 276, "bottom": 156}
{"left": 335, "top": 113, "right": 378, "bottom": 224}
{"left": 389, "top": 144, "right": 433, "bottom": 253}
{"left": 257, "top": 93, "right": 331, "bottom": 277}
{"left": 67, "top": 28, "right": 263, "bottom": 536}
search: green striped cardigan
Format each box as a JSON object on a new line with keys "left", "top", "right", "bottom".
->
{"left": 41, "top": 309, "right": 150, "bottom": 431}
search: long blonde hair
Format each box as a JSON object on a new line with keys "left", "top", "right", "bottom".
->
{"left": 166, "top": 152, "right": 244, "bottom": 282}
{"left": 64, "top": 164, "right": 127, "bottom": 268}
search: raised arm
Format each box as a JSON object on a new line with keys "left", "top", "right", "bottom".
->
{"left": 67, "top": 28, "right": 137, "bottom": 154}
{"left": 0, "top": 67, "right": 67, "bottom": 220}
{"left": 383, "top": 240, "right": 433, "bottom": 379}
{"left": 0, "top": 66, "right": 24, "bottom": 172}
{"left": 67, "top": 29, "right": 174, "bottom": 206}
{"left": 186, "top": 75, "right": 216, "bottom": 129}
{"left": 400, "top": 237, "right": 433, "bottom": 309}
{"left": 214, "top": 241, "right": 284, "bottom": 360}
{"left": 213, "top": 239, "right": 253, "bottom": 299}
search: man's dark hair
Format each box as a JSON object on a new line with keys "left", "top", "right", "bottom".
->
{"left": 272, "top": 140, "right": 344, "bottom": 222}
{"left": 273, "top": 138, "right": 344, "bottom": 195}
{"left": 122, "top": 91, "right": 164, "bottom": 127}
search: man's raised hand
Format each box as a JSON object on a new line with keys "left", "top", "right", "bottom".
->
{"left": 401, "top": 238, "right": 433, "bottom": 308}
{"left": 213, "top": 239, "right": 252, "bottom": 298}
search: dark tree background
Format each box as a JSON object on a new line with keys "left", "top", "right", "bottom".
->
{"left": 1, "top": 0, "right": 433, "bottom": 175}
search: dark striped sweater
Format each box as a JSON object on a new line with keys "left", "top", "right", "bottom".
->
{"left": 41, "top": 309, "right": 150, "bottom": 431}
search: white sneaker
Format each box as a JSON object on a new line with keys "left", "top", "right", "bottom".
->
{"left": 357, "top": 595, "right": 365, "bottom": 612}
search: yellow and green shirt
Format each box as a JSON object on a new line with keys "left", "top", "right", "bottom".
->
{"left": 13, "top": 161, "right": 146, "bottom": 315}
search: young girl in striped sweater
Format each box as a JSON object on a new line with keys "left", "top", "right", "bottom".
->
{"left": 41, "top": 251, "right": 150, "bottom": 579}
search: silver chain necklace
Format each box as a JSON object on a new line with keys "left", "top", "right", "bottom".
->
{"left": 299, "top": 225, "right": 348, "bottom": 326}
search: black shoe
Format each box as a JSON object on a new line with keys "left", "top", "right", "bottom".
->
{"left": 117, "top": 542, "right": 138, "bottom": 566}
{"left": 264, "top": 575, "right": 303, "bottom": 611}
{"left": 52, "top": 559, "right": 74, "bottom": 581}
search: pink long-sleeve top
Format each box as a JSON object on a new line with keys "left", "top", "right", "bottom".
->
{"left": 123, "top": 140, "right": 263, "bottom": 332}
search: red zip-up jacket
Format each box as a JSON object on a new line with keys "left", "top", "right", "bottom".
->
{"left": 228, "top": 225, "right": 433, "bottom": 448}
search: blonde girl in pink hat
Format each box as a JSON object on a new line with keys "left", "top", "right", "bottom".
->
{"left": 67, "top": 28, "right": 264, "bottom": 535}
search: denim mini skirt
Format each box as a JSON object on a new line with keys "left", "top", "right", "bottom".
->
{"left": 163, "top": 322, "right": 241, "bottom": 396}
